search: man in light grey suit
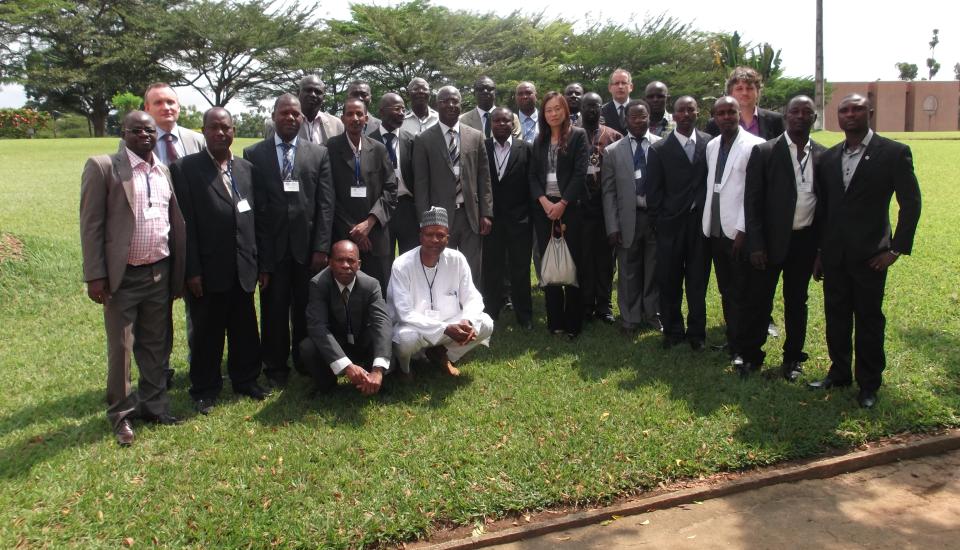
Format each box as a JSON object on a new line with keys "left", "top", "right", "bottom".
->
{"left": 413, "top": 85, "right": 492, "bottom": 280}
{"left": 143, "top": 82, "right": 205, "bottom": 166}
{"left": 264, "top": 75, "right": 343, "bottom": 145}
{"left": 603, "top": 99, "right": 662, "bottom": 332}
{"left": 459, "top": 76, "right": 521, "bottom": 140}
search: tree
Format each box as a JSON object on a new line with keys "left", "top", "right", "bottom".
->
{"left": 712, "top": 31, "right": 783, "bottom": 84}
{"left": 927, "top": 28, "right": 940, "bottom": 80}
{"left": 111, "top": 92, "right": 142, "bottom": 119}
{"left": 164, "top": 0, "right": 315, "bottom": 107}
{"left": 896, "top": 62, "right": 919, "bottom": 81}
{"left": 1, "top": 0, "right": 183, "bottom": 136}
{"left": 954, "top": 62, "right": 960, "bottom": 81}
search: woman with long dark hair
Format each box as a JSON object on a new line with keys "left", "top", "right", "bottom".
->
{"left": 529, "top": 91, "right": 589, "bottom": 339}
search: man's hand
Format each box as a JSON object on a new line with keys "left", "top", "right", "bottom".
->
{"left": 86, "top": 278, "right": 110, "bottom": 304}
{"left": 607, "top": 231, "right": 622, "bottom": 247}
{"left": 343, "top": 364, "right": 370, "bottom": 390}
{"left": 258, "top": 272, "right": 270, "bottom": 290}
{"left": 187, "top": 276, "right": 204, "bottom": 298}
{"left": 546, "top": 201, "right": 567, "bottom": 221}
{"left": 349, "top": 215, "right": 377, "bottom": 252}
{"left": 479, "top": 216, "right": 492, "bottom": 236}
{"left": 732, "top": 231, "right": 746, "bottom": 260}
{"left": 444, "top": 320, "right": 477, "bottom": 345}
{"left": 310, "top": 252, "right": 329, "bottom": 274}
{"left": 867, "top": 250, "right": 898, "bottom": 272}
{"left": 359, "top": 367, "right": 384, "bottom": 395}
{"left": 812, "top": 252, "right": 824, "bottom": 282}
{"left": 750, "top": 250, "right": 767, "bottom": 270}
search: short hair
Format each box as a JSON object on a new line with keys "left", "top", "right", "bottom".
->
{"left": 407, "top": 77, "right": 429, "bottom": 90}
{"left": 202, "top": 107, "right": 232, "bottom": 125}
{"left": 272, "top": 93, "right": 299, "bottom": 112}
{"left": 625, "top": 99, "right": 651, "bottom": 116}
{"left": 347, "top": 80, "right": 369, "bottom": 92}
{"left": 343, "top": 96, "right": 367, "bottom": 114}
{"left": 609, "top": 68, "right": 632, "bottom": 85}
{"left": 144, "top": 82, "right": 176, "bottom": 101}
{"left": 491, "top": 106, "right": 513, "bottom": 119}
{"left": 725, "top": 66, "right": 763, "bottom": 93}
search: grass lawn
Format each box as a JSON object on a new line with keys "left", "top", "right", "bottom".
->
{"left": 1, "top": 133, "right": 958, "bottom": 548}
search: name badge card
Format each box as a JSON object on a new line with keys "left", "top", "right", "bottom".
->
{"left": 587, "top": 165, "right": 599, "bottom": 175}
{"left": 634, "top": 169, "right": 643, "bottom": 179}
{"left": 546, "top": 172, "right": 558, "bottom": 183}
{"left": 283, "top": 179, "right": 300, "bottom": 192}
{"left": 237, "top": 199, "right": 252, "bottom": 213}
{"left": 351, "top": 186, "right": 366, "bottom": 198}
{"left": 143, "top": 206, "right": 161, "bottom": 220}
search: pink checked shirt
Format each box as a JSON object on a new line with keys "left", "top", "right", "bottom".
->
{"left": 125, "top": 148, "right": 171, "bottom": 265}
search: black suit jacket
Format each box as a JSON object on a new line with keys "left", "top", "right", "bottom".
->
{"left": 646, "top": 130, "right": 711, "bottom": 231}
{"left": 600, "top": 101, "right": 628, "bottom": 137}
{"left": 704, "top": 107, "right": 784, "bottom": 140}
{"left": 242, "top": 137, "right": 335, "bottom": 269}
{"left": 305, "top": 268, "right": 392, "bottom": 368}
{"left": 529, "top": 127, "right": 589, "bottom": 205}
{"left": 743, "top": 135, "right": 826, "bottom": 265}
{"left": 485, "top": 137, "right": 533, "bottom": 223}
{"left": 171, "top": 152, "right": 263, "bottom": 293}
{"left": 325, "top": 134, "right": 398, "bottom": 257}
{"left": 368, "top": 127, "right": 415, "bottom": 197}
{"left": 816, "top": 134, "right": 921, "bottom": 265}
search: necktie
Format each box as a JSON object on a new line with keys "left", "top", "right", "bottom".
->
{"left": 483, "top": 112, "right": 491, "bottom": 138}
{"left": 279, "top": 142, "right": 294, "bottom": 180}
{"left": 447, "top": 129, "right": 459, "bottom": 166}
{"left": 632, "top": 136, "right": 646, "bottom": 196}
{"left": 163, "top": 133, "right": 178, "bottom": 164}
{"left": 570, "top": 113, "right": 579, "bottom": 124}
{"left": 797, "top": 145, "right": 807, "bottom": 163}
{"left": 341, "top": 286, "right": 352, "bottom": 334}
{"left": 684, "top": 139, "right": 695, "bottom": 163}
{"left": 383, "top": 132, "right": 398, "bottom": 169}
{"left": 618, "top": 105, "right": 625, "bottom": 128}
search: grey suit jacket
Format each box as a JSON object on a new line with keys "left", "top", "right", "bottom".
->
{"left": 413, "top": 123, "right": 492, "bottom": 232}
{"left": 80, "top": 152, "right": 186, "bottom": 295}
{"left": 264, "top": 112, "right": 344, "bottom": 145}
{"left": 459, "top": 108, "right": 522, "bottom": 139}
{"left": 601, "top": 134, "right": 660, "bottom": 248}
{"left": 177, "top": 127, "right": 206, "bottom": 155}
{"left": 243, "top": 137, "right": 335, "bottom": 268}
{"left": 325, "top": 134, "right": 398, "bottom": 257}
{"left": 305, "top": 268, "right": 392, "bottom": 370}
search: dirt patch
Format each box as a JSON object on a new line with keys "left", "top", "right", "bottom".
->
{"left": 0, "top": 233, "right": 24, "bottom": 262}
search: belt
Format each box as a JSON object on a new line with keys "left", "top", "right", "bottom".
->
{"left": 126, "top": 257, "right": 169, "bottom": 270}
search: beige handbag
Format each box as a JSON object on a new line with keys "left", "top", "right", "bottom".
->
{"left": 540, "top": 220, "right": 578, "bottom": 287}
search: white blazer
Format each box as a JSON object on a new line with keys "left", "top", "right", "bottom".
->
{"left": 702, "top": 129, "right": 765, "bottom": 239}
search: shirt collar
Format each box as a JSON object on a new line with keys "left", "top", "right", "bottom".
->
{"left": 783, "top": 132, "right": 810, "bottom": 151}
{"left": 347, "top": 134, "right": 363, "bottom": 155}
{"left": 379, "top": 125, "right": 398, "bottom": 138}
{"left": 630, "top": 130, "right": 653, "bottom": 143}
{"left": 843, "top": 129, "right": 874, "bottom": 154}
{"left": 335, "top": 276, "right": 357, "bottom": 294}
{"left": 673, "top": 128, "right": 697, "bottom": 146}
{"left": 405, "top": 107, "right": 437, "bottom": 121}
{"left": 156, "top": 124, "right": 180, "bottom": 142}
{"left": 273, "top": 133, "right": 299, "bottom": 148}
{"left": 476, "top": 106, "right": 493, "bottom": 118}
{"left": 206, "top": 149, "right": 234, "bottom": 170}
{"left": 494, "top": 136, "right": 513, "bottom": 150}
{"left": 519, "top": 109, "right": 538, "bottom": 123}
{"left": 125, "top": 147, "right": 157, "bottom": 170}
{"left": 614, "top": 100, "right": 629, "bottom": 109}
{"left": 439, "top": 120, "right": 460, "bottom": 134}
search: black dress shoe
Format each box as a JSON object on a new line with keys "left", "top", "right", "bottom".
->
{"left": 689, "top": 339, "right": 706, "bottom": 352}
{"left": 597, "top": 312, "right": 616, "bottom": 324}
{"left": 733, "top": 356, "right": 759, "bottom": 379}
{"left": 194, "top": 398, "right": 216, "bottom": 415}
{"left": 807, "top": 376, "right": 853, "bottom": 390}
{"left": 265, "top": 374, "right": 288, "bottom": 390}
{"left": 857, "top": 390, "right": 878, "bottom": 409}
{"left": 780, "top": 361, "right": 804, "bottom": 382}
{"left": 115, "top": 419, "right": 134, "bottom": 446}
{"left": 711, "top": 342, "right": 729, "bottom": 352}
{"left": 235, "top": 382, "right": 270, "bottom": 401}
{"left": 142, "top": 413, "right": 182, "bottom": 425}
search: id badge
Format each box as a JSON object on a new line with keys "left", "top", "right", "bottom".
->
{"left": 350, "top": 186, "right": 366, "bottom": 198}
{"left": 634, "top": 168, "right": 643, "bottom": 179}
{"left": 237, "top": 199, "right": 252, "bottom": 213}
{"left": 424, "top": 309, "right": 441, "bottom": 320}
{"left": 586, "top": 165, "right": 599, "bottom": 175}
{"left": 797, "top": 179, "right": 813, "bottom": 193}
{"left": 143, "top": 206, "right": 161, "bottom": 220}
{"left": 546, "top": 172, "right": 558, "bottom": 183}
{"left": 283, "top": 179, "right": 300, "bottom": 192}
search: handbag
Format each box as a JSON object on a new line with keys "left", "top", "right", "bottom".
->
{"left": 540, "top": 219, "right": 578, "bottom": 287}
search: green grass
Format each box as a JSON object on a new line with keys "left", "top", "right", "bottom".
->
{"left": 1, "top": 134, "right": 958, "bottom": 548}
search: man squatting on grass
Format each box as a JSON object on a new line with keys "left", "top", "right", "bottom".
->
{"left": 83, "top": 70, "right": 921, "bottom": 445}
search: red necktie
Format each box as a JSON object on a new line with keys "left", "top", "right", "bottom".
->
{"left": 164, "top": 133, "right": 178, "bottom": 163}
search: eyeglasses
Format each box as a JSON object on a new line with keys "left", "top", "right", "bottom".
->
{"left": 125, "top": 127, "right": 157, "bottom": 135}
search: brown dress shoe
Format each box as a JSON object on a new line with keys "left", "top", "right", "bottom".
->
{"left": 115, "top": 419, "right": 134, "bottom": 446}
{"left": 425, "top": 346, "right": 460, "bottom": 376}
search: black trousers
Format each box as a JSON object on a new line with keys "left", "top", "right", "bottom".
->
{"left": 299, "top": 335, "right": 376, "bottom": 393}
{"left": 580, "top": 214, "right": 615, "bottom": 317}
{"left": 390, "top": 195, "right": 420, "bottom": 258}
{"left": 739, "top": 226, "right": 818, "bottom": 366}
{"left": 187, "top": 278, "right": 261, "bottom": 400}
{"left": 710, "top": 235, "right": 750, "bottom": 354}
{"left": 656, "top": 210, "right": 711, "bottom": 342}
{"left": 482, "top": 217, "right": 533, "bottom": 324}
{"left": 823, "top": 255, "right": 889, "bottom": 392}
{"left": 259, "top": 255, "right": 309, "bottom": 379}
{"left": 534, "top": 200, "right": 583, "bottom": 335}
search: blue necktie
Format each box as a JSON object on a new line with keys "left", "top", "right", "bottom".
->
{"left": 383, "top": 132, "right": 398, "bottom": 168}
{"left": 279, "top": 142, "right": 294, "bottom": 180}
{"left": 632, "top": 136, "right": 646, "bottom": 196}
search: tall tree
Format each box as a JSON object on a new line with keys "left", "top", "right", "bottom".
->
{"left": 926, "top": 28, "right": 940, "bottom": 80}
{"left": 1, "top": 0, "right": 183, "bottom": 136}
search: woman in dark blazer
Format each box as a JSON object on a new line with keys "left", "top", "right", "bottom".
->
{"left": 529, "top": 91, "right": 589, "bottom": 338}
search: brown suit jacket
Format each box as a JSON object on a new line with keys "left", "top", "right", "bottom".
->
{"left": 80, "top": 151, "right": 186, "bottom": 295}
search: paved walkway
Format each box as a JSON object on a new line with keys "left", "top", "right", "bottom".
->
{"left": 492, "top": 450, "right": 960, "bottom": 549}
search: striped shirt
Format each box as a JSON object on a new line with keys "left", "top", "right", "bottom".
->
{"left": 125, "top": 148, "right": 171, "bottom": 265}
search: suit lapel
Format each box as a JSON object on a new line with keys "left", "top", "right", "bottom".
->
{"left": 846, "top": 137, "right": 878, "bottom": 194}
{"left": 774, "top": 136, "right": 797, "bottom": 202}
{"left": 720, "top": 133, "right": 744, "bottom": 186}
{"left": 205, "top": 155, "right": 234, "bottom": 206}
{"left": 504, "top": 139, "right": 521, "bottom": 179}
{"left": 113, "top": 152, "right": 137, "bottom": 216}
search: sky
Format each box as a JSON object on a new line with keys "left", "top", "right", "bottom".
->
{"left": 2, "top": 0, "right": 957, "bottom": 111}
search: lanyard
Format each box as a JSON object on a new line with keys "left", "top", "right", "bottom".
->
{"left": 421, "top": 261, "right": 439, "bottom": 310}
{"left": 797, "top": 147, "right": 810, "bottom": 184}
{"left": 353, "top": 151, "right": 362, "bottom": 186}
{"left": 494, "top": 143, "right": 510, "bottom": 176}
{"left": 144, "top": 167, "right": 153, "bottom": 208}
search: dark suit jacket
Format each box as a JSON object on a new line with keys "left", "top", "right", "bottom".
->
{"left": 529, "top": 126, "right": 589, "bottom": 206}
{"left": 413, "top": 122, "right": 492, "bottom": 231}
{"left": 744, "top": 135, "right": 826, "bottom": 265}
{"left": 242, "top": 137, "right": 335, "bottom": 269}
{"left": 305, "top": 268, "right": 392, "bottom": 368}
{"left": 704, "top": 107, "right": 784, "bottom": 139}
{"left": 368, "top": 127, "right": 415, "bottom": 196}
{"left": 816, "top": 133, "right": 921, "bottom": 265}
{"left": 170, "top": 152, "right": 263, "bottom": 293}
{"left": 80, "top": 152, "right": 186, "bottom": 294}
{"left": 600, "top": 101, "right": 628, "bottom": 137}
{"left": 485, "top": 137, "right": 533, "bottom": 223}
{"left": 325, "top": 134, "right": 398, "bottom": 257}
{"left": 646, "top": 130, "right": 711, "bottom": 232}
